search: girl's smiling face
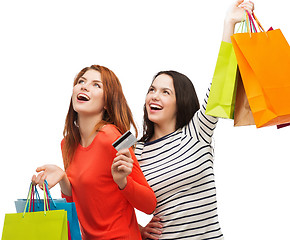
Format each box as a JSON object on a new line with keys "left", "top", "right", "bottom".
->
{"left": 145, "top": 74, "right": 177, "bottom": 129}
{"left": 72, "top": 69, "right": 105, "bottom": 118}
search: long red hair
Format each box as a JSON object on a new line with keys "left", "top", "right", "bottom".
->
{"left": 62, "top": 65, "right": 137, "bottom": 169}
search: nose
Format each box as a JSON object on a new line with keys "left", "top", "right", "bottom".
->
{"left": 81, "top": 83, "right": 89, "bottom": 91}
{"left": 152, "top": 91, "right": 160, "bottom": 101}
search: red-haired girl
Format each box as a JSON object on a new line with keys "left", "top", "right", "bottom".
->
{"left": 32, "top": 65, "right": 156, "bottom": 240}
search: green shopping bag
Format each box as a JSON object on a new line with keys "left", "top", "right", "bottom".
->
{"left": 205, "top": 41, "right": 238, "bottom": 119}
{"left": 1, "top": 183, "right": 68, "bottom": 240}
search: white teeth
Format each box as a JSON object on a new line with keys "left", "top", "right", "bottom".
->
{"left": 150, "top": 104, "right": 162, "bottom": 110}
{"left": 77, "top": 93, "right": 90, "bottom": 101}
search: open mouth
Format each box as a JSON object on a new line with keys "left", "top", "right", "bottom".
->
{"left": 77, "top": 93, "right": 90, "bottom": 101}
{"left": 150, "top": 103, "right": 163, "bottom": 111}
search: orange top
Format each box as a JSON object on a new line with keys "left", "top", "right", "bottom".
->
{"left": 62, "top": 124, "right": 156, "bottom": 240}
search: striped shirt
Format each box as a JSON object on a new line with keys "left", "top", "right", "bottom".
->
{"left": 135, "top": 88, "right": 223, "bottom": 239}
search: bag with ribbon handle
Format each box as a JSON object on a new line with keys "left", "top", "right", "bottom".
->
{"left": 14, "top": 180, "right": 82, "bottom": 240}
{"left": 231, "top": 10, "right": 290, "bottom": 128}
{"left": 2, "top": 182, "right": 68, "bottom": 240}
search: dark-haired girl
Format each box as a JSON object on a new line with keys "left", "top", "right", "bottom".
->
{"left": 137, "top": 1, "right": 254, "bottom": 239}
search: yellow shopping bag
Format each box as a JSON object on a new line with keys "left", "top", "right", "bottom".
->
{"left": 2, "top": 183, "right": 68, "bottom": 240}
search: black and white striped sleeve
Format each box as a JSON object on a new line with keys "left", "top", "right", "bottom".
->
{"left": 186, "top": 84, "right": 218, "bottom": 144}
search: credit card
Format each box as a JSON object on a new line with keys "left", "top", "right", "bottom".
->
{"left": 112, "top": 130, "right": 137, "bottom": 151}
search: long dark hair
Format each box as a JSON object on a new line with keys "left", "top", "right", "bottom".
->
{"left": 140, "top": 70, "right": 200, "bottom": 142}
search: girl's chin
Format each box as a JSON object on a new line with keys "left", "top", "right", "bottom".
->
{"left": 148, "top": 116, "right": 161, "bottom": 124}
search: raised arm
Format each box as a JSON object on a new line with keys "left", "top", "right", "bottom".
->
{"left": 187, "top": 1, "right": 255, "bottom": 143}
{"left": 222, "top": 0, "right": 254, "bottom": 43}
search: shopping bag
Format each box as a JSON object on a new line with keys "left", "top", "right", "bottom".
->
{"left": 14, "top": 181, "right": 82, "bottom": 240}
{"left": 2, "top": 210, "right": 68, "bottom": 240}
{"left": 234, "top": 21, "right": 270, "bottom": 127}
{"left": 2, "top": 183, "right": 68, "bottom": 240}
{"left": 231, "top": 12, "right": 290, "bottom": 128}
{"left": 14, "top": 201, "right": 79, "bottom": 240}
{"left": 205, "top": 41, "right": 238, "bottom": 119}
{"left": 234, "top": 67, "right": 255, "bottom": 126}
{"left": 267, "top": 27, "right": 290, "bottom": 130}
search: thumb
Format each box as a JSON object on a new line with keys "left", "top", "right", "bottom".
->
{"left": 36, "top": 165, "right": 46, "bottom": 173}
{"left": 31, "top": 175, "right": 36, "bottom": 184}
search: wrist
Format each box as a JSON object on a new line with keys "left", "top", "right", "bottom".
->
{"left": 117, "top": 178, "right": 127, "bottom": 190}
{"left": 224, "top": 17, "right": 237, "bottom": 29}
{"left": 59, "top": 172, "right": 72, "bottom": 196}
{"left": 139, "top": 225, "right": 146, "bottom": 239}
{"left": 59, "top": 169, "right": 66, "bottom": 181}
{"left": 222, "top": 19, "right": 236, "bottom": 43}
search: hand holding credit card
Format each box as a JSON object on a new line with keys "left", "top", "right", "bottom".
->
{"left": 112, "top": 130, "right": 137, "bottom": 151}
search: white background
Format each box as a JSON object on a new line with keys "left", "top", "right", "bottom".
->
{"left": 0, "top": 0, "right": 289, "bottom": 239}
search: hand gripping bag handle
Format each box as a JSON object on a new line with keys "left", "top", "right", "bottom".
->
{"left": 23, "top": 182, "right": 49, "bottom": 217}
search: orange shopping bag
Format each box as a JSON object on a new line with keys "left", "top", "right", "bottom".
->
{"left": 231, "top": 12, "right": 290, "bottom": 128}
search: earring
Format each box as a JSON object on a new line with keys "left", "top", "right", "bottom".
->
{"left": 74, "top": 120, "right": 79, "bottom": 128}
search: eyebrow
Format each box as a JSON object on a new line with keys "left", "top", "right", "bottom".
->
{"left": 79, "top": 77, "right": 102, "bottom": 83}
{"left": 92, "top": 80, "right": 103, "bottom": 84}
{"left": 151, "top": 85, "right": 174, "bottom": 93}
